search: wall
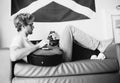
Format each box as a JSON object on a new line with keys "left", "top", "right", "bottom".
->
{"left": 95, "top": 0, "right": 120, "bottom": 39}
{"left": 0, "top": 49, "right": 11, "bottom": 83}
{"left": 0, "top": 25, "right": 1, "bottom": 47}
{"left": 0, "top": 0, "right": 11, "bottom": 48}
{"left": 0, "top": 0, "right": 120, "bottom": 48}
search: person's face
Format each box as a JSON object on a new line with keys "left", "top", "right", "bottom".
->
{"left": 25, "top": 22, "right": 34, "bottom": 35}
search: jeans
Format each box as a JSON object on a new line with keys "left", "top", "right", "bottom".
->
{"left": 59, "top": 25, "right": 100, "bottom": 61}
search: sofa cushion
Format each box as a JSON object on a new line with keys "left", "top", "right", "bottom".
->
{"left": 12, "top": 74, "right": 120, "bottom": 83}
{"left": 14, "top": 59, "right": 119, "bottom": 77}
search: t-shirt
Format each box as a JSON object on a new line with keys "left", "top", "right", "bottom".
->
{"left": 10, "top": 34, "right": 33, "bottom": 62}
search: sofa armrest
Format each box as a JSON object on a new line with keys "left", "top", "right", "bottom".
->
{"left": 104, "top": 44, "right": 118, "bottom": 59}
{"left": 0, "top": 48, "right": 12, "bottom": 83}
{"left": 116, "top": 44, "right": 120, "bottom": 70}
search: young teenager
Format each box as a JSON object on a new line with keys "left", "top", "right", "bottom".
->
{"left": 10, "top": 13, "right": 47, "bottom": 62}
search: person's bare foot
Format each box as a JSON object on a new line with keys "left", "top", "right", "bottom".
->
{"left": 90, "top": 55, "right": 98, "bottom": 59}
{"left": 90, "top": 53, "right": 106, "bottom": 60}
{"left": 97, "top": 53, "right": 106, "bottom": 60}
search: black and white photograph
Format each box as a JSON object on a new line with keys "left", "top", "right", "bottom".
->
{"left": 0, "top": 0, "right": 120, "bottom": 83}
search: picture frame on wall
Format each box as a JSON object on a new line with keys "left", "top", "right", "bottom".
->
{"left": 111, "top": 14, "right": 120, "bottom": 43}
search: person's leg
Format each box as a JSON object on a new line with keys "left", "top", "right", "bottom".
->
{"left": 98, "top": 39, "right": 113, "bottom": 52}
{"left": 69, "top": 25, "right": 100, "bottom": 50}
{"left": 59, "top": 26, "right": 73, "bottom": 62}
{"left": 60, "top": 25, "right": 113, "bottom": 61}
{"left": 59, "top": 25, "right": 100, "bottom": 61}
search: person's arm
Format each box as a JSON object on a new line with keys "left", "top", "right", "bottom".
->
{"left": 10, "top": 39, "right": 47, "bottom": 61}
{"left": 10, "top": 45, "right": 39, "bottom": 61}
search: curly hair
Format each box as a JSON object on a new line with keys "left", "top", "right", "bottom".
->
{"left": 14, "top": 13, "right": 35, "bottom": 32}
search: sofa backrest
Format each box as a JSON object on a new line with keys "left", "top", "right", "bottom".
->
{"left": 72, "top": 42, "right": 100, "bottom": 61}
{"left": 72, "top": 42, "right": 118, "bottom": 61}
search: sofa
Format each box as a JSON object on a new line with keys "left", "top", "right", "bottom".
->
{"left": 0, "top": 42, "right": 120, "bottom": 83}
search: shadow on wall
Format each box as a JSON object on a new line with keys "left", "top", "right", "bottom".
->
{"left": 0, "top": 27, "right": 1, "bottom": 48}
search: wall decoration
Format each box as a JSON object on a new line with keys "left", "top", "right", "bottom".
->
{"left": 11, "top": 0, "right": 96, "bottom": 22}
{"left": 111, "top": 14, "right": 120, "bottom": 43}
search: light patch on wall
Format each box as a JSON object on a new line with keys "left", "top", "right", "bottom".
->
{"left": 28, "top": 19, "right": 101, "bottom": 41}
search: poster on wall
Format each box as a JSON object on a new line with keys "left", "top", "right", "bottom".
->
{"left": 11, "top": 0, "right": 96, "bottom": 22}
{"left": 112, "top": 14, "right": 120, "bottom": 43}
